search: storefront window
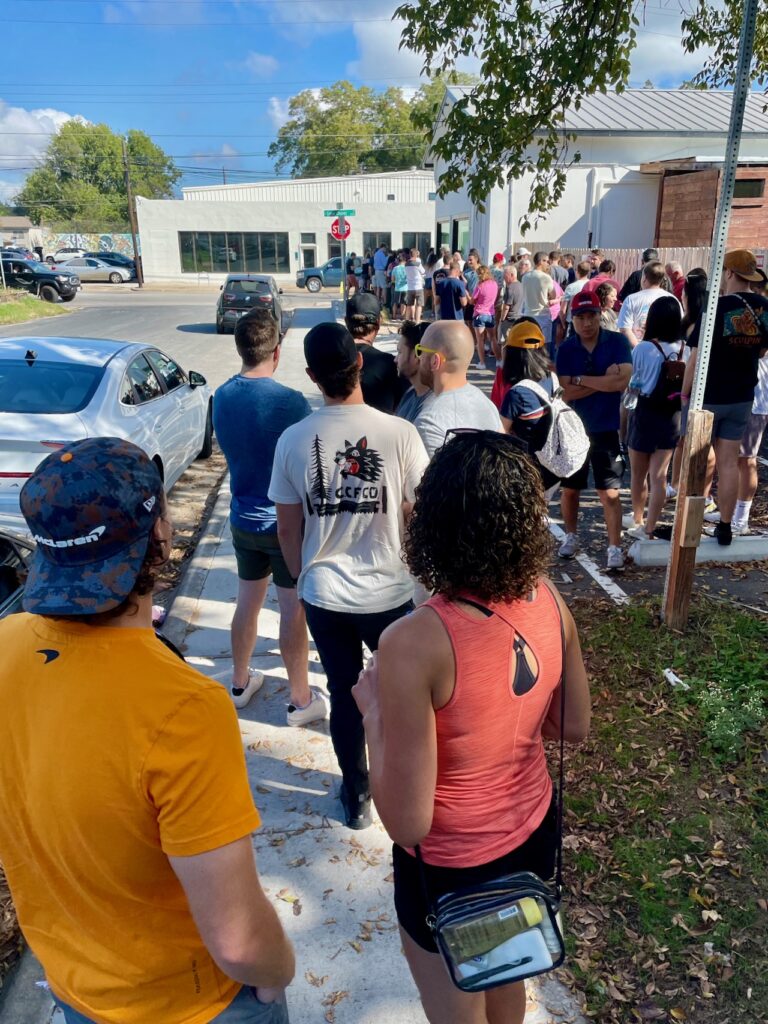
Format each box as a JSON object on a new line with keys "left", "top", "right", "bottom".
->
{"left": 178, "top": 232, "right": 289, "bottom": 273}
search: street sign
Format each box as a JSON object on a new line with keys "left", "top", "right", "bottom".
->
{"left": 330, "top": 218, "right": 351, "bottom": 241}
{"left": 324, "top": 209, "right": 355, "bottom": 217}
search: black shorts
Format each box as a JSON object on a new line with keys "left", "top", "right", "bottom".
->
{"left": 561, "top": 430, "right": 624, "bottom": 491}
{"left": 627, "top": 400, "right": 680, "bottom": 454}
{"left": 393, "top": 790, "right": 558, "bottom": 952}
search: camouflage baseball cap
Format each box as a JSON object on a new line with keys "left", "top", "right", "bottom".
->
{"left": 20, "top": 437, "right": 164, "bottom": 616}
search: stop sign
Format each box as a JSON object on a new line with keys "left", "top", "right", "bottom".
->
{"left": 331, "top": 217, "right": 351, "bottom": 241}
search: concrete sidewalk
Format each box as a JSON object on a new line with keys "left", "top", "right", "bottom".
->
{"left": 4, "top": 303, "right": 587, "bottom": 1024}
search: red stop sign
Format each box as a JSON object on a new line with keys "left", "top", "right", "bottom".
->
{"left": 331, "top": 217, "right": 351, "bottom": 241}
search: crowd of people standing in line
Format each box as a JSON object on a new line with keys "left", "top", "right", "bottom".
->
{"left": 354, "top": 240, "right": 768, "bottom": 565}
{"left": 0, "top": 239, "right": 765, "bottom": 1024}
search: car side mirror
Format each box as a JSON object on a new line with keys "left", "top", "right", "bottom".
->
{"left": 278, "top": 287, "right": 283, "bottom": 294}
{"left": 219, "top": 284, "right": 223, "bottom": 290}
{"left": 189, "top": 370, "right": 207, "bottom": 388}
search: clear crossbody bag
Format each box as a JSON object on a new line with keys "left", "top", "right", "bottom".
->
{"left": 415, "top": 593, "right": 567, "bottom": 993}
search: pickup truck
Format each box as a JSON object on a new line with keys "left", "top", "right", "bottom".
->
{"left": 0, "top": 256, "right": 81, "bottom": 302}
{"left": 295, "top": 256, "right": 343, "bottom": 293}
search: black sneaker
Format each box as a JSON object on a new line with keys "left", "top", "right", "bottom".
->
{"left": 339, "top": 786, "right": 372, "bottom": 830}
{"left": 708, "top": 520, "right": 733, "bottom": 544}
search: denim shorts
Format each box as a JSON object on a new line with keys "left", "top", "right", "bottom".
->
{"left": 473, "top": 313, "right": 495, "bottom": 328}
{"left": 53, "top": 986, "right": 290, "bottom": 1024}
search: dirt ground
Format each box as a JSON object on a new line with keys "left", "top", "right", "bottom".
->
{"left": 0, "top": 446, "right": 228, "bottom": 994}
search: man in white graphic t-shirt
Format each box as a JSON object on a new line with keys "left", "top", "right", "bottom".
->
{"left": 269, "top": 323, "right": 429, "bottom": 831}
{"left": 617, "top": 260, "right": 681, "bottom": 347}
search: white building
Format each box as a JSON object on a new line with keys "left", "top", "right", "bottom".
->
{"left": 430, "top": 88, "right": 768, "bottom": 256}
{"left": 136, "top": 170, "right": 436, "bottom": 282}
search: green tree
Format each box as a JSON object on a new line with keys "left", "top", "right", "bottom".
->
{"left": 268, "top": 80, "right": 424, "bottom": 177}
{"left": 395, "top": 0, "right": 763, "bottom": 229}
{"left": 15, "top": 122, "right": 180, "bottom": 229}
{"left": 268, "top": 75, "right": 477, "bottom": 178}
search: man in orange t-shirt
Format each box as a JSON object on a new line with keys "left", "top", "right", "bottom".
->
{"left": 0, "top": 437, "right": 294, "bottom": 1024}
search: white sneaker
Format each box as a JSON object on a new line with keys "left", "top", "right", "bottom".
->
{"left": 731, "top": 522, "right": 752, "bottom": 536}
{"left": 666, "top": 485, "right": 677, "bottom": 501}
{"left": 558, "top": 533, "right": 578, "bottom": 559}
{"left": 625, "top": 524, "right": 648, "bottom": 541}
{"left": 621, "top": 513, "right": 638, "bottom": 530}
{"left": 606, "top": 545, "right": 626, "bottom": 571}
{"left": 231, "top": 669, "right": 264, "bottom": 709}
{"left": 703, "top": 509, "right": 721, "bottom": 524}
{"left": 287, "top": 687, "right": 328, "bottom": 727}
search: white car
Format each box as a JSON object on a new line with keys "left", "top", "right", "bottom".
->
{"left": 0, "top": 337, "right": 213, "bottom": 520}
{"left": 54, "top": 257, "right": 134, "bottom": 283}
{"left": 45, "top": 247, "right": 88, "bottom": 265}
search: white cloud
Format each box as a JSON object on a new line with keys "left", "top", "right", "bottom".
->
{"left": 347, "top": 12, "right": 424, "bottom": 82}
{"left": 630, "top": 12, "right": 714, "bottom": 86}
{"left": 221, "top": 143, "right": 239, "bottom": 158}
{"left": 267, "top": 97, "right": 291, "bottom": 130}
{"left": 0, "top": 102, "right": 85, "bottom": 199}
{"left": 242, "top": 52, "right": 279, "bottom": 79}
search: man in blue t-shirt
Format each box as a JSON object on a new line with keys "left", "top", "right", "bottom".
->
{"left": 555, "top": 290, "right": 632, "bottom": 570}
{"left": 435, "top": 261, "right": 468, "bottom": 321}
{"left": 213, "top": 308, "right": 327, "bottom": 727}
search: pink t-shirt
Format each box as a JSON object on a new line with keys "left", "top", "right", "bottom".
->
{"left": 472, "top": 280, "right": 499, "bottom": 317}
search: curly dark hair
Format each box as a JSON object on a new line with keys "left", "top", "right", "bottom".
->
{"left": 404, "top": 432, "right": 552, "bottom": 603}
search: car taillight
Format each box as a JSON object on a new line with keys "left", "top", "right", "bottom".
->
{"left": 259, "top": 295, "right": 271, "bottom": 303}
{"left": 40, "top": 441, "right": 67, "bottom": 449}
{"left": 223, "top": 292, "right": 236, "bottom": 300}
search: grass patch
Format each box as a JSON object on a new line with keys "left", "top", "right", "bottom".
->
{"left": 0, "top": 290, "right": 68, "bottom": 325}
{"left": 560, "top": 597, "right": 768, "bottom": 1023}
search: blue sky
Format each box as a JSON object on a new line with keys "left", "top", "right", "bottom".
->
{"left": 0, "top": 0, "right": 714, "bottom": 202}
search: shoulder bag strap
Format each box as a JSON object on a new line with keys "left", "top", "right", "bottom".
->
{"left": 540, "top": 582, "right": 566, "bottom": 897}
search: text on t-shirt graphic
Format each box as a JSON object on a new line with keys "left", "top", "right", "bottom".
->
{"left": 724, "top": 304, "right": 768, "bottom": 345}
{"left": 307, "top": 434, "right": 388, "bottom": 517}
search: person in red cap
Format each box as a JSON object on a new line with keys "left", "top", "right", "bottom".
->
{"left": 682, "top": 248, "right": 768, "bottom": 546}
{"left": 555, "top": 290, "right": 633, "bottom": 570}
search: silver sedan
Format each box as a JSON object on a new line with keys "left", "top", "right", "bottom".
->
{"left": 54, "top": 256, "right": 134, "bottom": 283}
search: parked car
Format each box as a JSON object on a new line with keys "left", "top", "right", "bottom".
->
{"left": 53, "top": 256, "right": 133, "bottom": 283}
{"left": 85, "top": 251, "right": 136, "bottom": 270}
{"left": 0, "top": 527, "right": 32, "bottom": 618}
{"left": 1, "top": 245, "right": 37, "bottom": 261}
{"left": 0, "top": 256, "right": 81, "bottom": 302}
{"left": 215, "top": 274, "right": 288, "bottom": 334}
{"left": 296, "top": 256, "right": 343, "bottom": 293}
{"left": 0, "top": 337, "right": 213, "bottom": 519}
{"left": 45, "top": 247, "right": 87, "bottom": 265}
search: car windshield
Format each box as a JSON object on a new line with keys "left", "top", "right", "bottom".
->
{"left": 227, "top": 279, "right": 270, "bottom": 295}
{"left": 0, "top": 360, "right": 105, "bottom": 413}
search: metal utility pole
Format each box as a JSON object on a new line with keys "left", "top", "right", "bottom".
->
{"left": 0, "top": 255, "right": 6, "bottom": 291}
{"left": 662, "top": 0, "right": 759, "bottom": 630}
{"left": 122, "top": 138, "right": 144, "bottom": 287}
{"left": 222, "top": 167, "right": 227, "bottom": 185}
{"left": 339, "top": 201, "right": 348, "bottom": 304}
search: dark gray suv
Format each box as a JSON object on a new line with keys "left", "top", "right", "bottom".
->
{"left": 215, "top": 274, "right": 288, "bottom": 334}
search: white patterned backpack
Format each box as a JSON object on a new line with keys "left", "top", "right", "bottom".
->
{"left": 511, "top": 374, "right": 590, "bottom": 479}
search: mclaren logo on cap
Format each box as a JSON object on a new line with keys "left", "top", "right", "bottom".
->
{"left": 33, "top": 525, "right": 106, "bottom": 548}
{"left": 143, "top": 495, "right": 157, "bottom": 512}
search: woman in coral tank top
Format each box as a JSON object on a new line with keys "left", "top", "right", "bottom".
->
{"left": 353, "top": 431, "right": 590, "bottom": 1024}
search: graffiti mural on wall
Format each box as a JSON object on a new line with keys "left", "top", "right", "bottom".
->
{"left": 36, "top": 229, "right": 140, "bottom": 257}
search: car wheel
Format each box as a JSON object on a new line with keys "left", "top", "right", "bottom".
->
{"left": 197, "top": 403, "right": 213, "bottom": 460}
{"left": 306, "top": 277, "right": 322, "bottom": 293}
{"left": 39, "top": 284, "right": 59, "bottom": 302}
{"left": 108, "top": 272, "right": 123, "bottom": 284}
{"left": 215, "top": 317, "right": 226, "bottom": 334}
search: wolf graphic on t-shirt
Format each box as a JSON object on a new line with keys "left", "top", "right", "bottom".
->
{"left": 307, "top": 434, "right": 387, "bottom": 517}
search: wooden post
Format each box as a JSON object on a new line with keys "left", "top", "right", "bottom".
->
{"left": 662, "top": 409, "right": 713, "bottom": 630}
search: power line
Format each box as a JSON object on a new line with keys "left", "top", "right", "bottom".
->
{"left": 4, "top": 15, "right": 399, "bottom": 25}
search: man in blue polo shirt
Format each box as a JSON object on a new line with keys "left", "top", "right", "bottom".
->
{"left": 555, "top": 290, "right": 632, "bottom": 570}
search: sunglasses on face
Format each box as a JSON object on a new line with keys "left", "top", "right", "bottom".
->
{"left": 414, "top": 343, "right": 441, "bottom": 359}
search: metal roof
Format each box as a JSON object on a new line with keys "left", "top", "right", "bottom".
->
{"left": 443, "top": 87, "right": 768, "bottom": 136}
{"left": 182, "top": 169, "right": 434, "bottom": 203}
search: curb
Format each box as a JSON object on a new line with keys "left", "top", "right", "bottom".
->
{"left": 162, "top": 477, "right": 232, "bottom": 650}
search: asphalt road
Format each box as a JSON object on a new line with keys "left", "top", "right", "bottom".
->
{"left": 0, "top": 287, "right": 335, "bottom": 391}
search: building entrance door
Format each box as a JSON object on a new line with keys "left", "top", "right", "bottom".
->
{"left": 301, "top": 246, "right": 316, "bottom": 268}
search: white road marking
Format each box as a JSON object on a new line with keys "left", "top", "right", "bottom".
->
{"left": 549, "top": 523, "right": 630, "bottom": 606}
